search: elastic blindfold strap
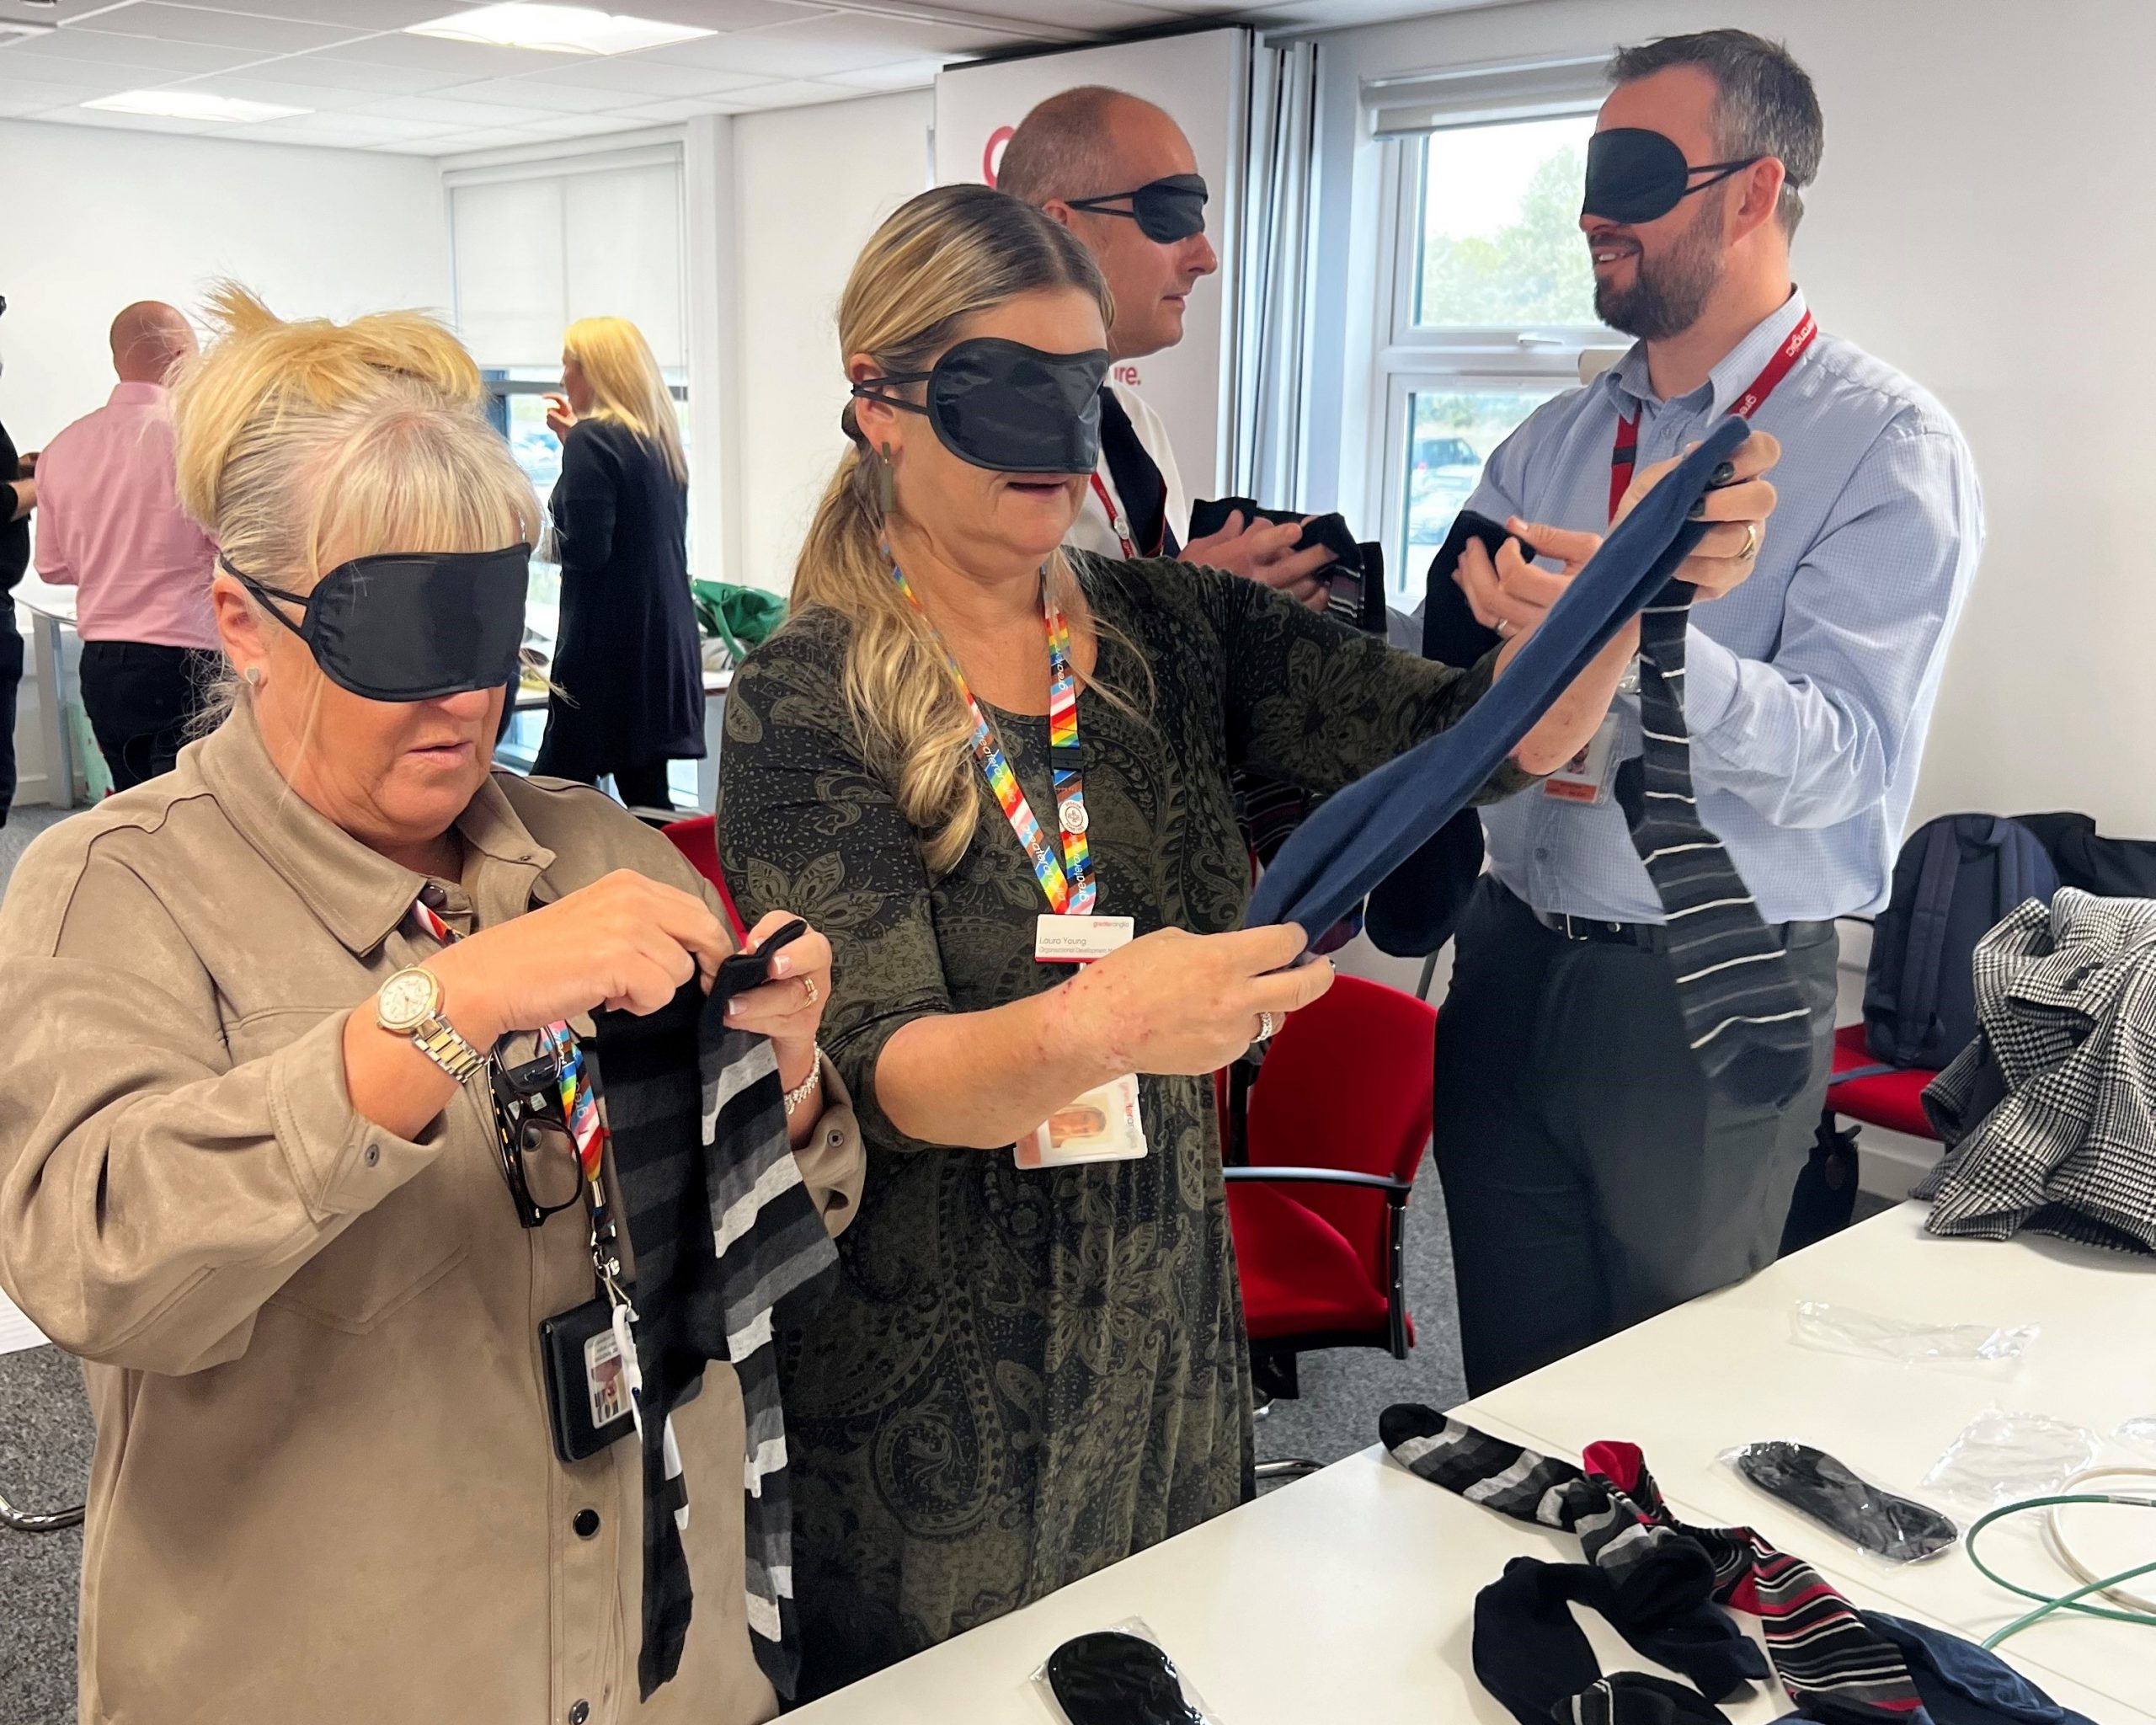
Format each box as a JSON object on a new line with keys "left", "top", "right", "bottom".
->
{"left": 221, "top": 557, "right": 311, "bottom": 639}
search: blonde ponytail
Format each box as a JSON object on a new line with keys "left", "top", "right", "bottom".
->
{"left": 790, "top": 185, "right": 1117, "bottom": 875}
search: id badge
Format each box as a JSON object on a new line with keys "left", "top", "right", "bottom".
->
{"left": 1035, "top": 914, "right": 1135, "bottom": 964}
{"left": 584, "top": 1323, "right": 631, "bottom": 1430}
{"left": 1542, "top": 711, "right": 1622, "bottom": 805}
{"left": 1017, "top": 1072, "right": 1148, "bottom": 1168}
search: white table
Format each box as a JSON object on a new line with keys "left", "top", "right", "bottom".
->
{"left": 792, "top": 1205, "right": 2153, "bottom": 1723}
{"left": 15, "top": 574, "right": 83, "bottom": 810}
{"left": 1460, "top": 1202, "right": 2156, "bottom": 1722}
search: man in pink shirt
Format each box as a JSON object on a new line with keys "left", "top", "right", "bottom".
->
{"left": 35, "top": 302, "right": 221, "bottom": 789}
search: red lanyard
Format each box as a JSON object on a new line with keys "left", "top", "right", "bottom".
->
{"left": 1090, "top": 472, "right": 1152, "bottom": 560}
{"left": 1608, "top": 308, "right": 1817, "bottom": 521}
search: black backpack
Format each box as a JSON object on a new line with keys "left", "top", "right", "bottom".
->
{"left": 1862, "top": 814, "right": 2059, "bottom": 1070}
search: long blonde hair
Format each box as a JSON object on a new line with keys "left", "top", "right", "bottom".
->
{"left": 793, "top": 184, "right": 1116, "bottom": 874}
{"left": 563, "top": 315, "right": 687, "bottom": 484}
{"left": 172, "top": 283, "right": 542, "bottom": 724}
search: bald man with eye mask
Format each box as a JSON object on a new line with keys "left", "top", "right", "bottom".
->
{"left": 1001, "top": 87, "right": 1337, "bottom": 607}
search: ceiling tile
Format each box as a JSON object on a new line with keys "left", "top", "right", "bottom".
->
{"left": 569, "top": 0, "right": 827, "bottom": 29}
{"left": 310, "top": 29, "right": 588, "bottom": 79}
{"left": 893, "top": 0, "right": 1177, "bottom": 28}
{"left": 159, "top": 72, "right": 371, "bottom": 109}
{"left": 642, "top": 12, "right": 1026, "bottom": 78}
{"left": 3, "top": 28, "right": 258, "bottom": 72}
{"left": 34, "top": 104, "right": 221, "bottom": 136}
{"left": 209, "top": 51, "right": 473, "bottom": 93}
{"left": 723, "top": 77, "right": 863, "bottom": 109}
{"left": 347, "top": 90, "right": 557, "bottom": 125}
{"left": 520, "top": 109, "right": 685, "bottom": 136}
{"left": 237, "top": 107, "right": 457, "bottom": 141}
{"left": 823, "top": 54, "right": 952, "bottom": 90}
{"left": 493, "top": 54, "right": 766, "bottom": 96}
{"left": 0, "top": 85, "right": 72, "bottom": 115}
{"left": 228, "top": 0, "right": 470, "bottom": 25}
{"left": 71, "top": 3, "right": 373, "bottom": 53}
{"left": 442, "top": 75, "right": 643, "bottom": 112}
{"left": 616, "top": 93, "right": 751, "bottom": 120}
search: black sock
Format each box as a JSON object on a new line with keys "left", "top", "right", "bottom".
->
{"left": 1473, "top": 1559, "right": 1604, "bottom": 1725}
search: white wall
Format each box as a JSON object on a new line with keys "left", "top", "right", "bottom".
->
{"left": 0, "top": 118, "right": 450, "bottom": 806}
{"left": 1300, "top": 0, "right": 2156, "bottom": 836}
{"left": 0, "top": 119, "right": 450, "bottom": 452}
{"left": 728, "top": 91, "right": 933, "bottom": 593}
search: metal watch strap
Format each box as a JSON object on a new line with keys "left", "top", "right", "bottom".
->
{"left": 412, "top": 1013, "right": 488, "bottom": 1084}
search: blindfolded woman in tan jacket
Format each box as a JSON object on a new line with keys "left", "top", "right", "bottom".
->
{"left": 0, "top": 288, "right": 862, "bottom": 1725}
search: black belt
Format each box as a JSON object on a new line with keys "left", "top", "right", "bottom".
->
{"left": 1506, "top": 887, "right": 1831, "bottom": 954}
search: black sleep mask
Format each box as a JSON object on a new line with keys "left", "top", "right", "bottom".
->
{"left": 1583, "top": 128, "right": 1764, "bottom": 225}
{"left": 1067, "top": 173, "right": 1209, "bottom": 243}
{"left": 227, "top": 544, "right": 530, "bottom": 704}
{"left": 1045, "top": 1632, "right": 1204, "bottom": 1725}
{"left": 853, "top": 338, "right": 1108, "bottom": 476}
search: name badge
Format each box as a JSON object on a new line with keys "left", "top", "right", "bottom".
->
{"left": 1035, "top": 914, "right": 1135, "bottom": 964}
{"left": 1016, "top": 1071, "right": 1148, "bottom": 1168}
{"left": 1542, "top": 711, "right": 1623, "bottom": 806}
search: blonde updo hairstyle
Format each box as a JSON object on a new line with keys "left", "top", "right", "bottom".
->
{"left": 173, "top": 284, "right": 542, "bottom": 729}
{"left": 792, "top": 184, "right": 1127, "bottom": 874}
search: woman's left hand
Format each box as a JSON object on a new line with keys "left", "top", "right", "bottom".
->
{"left": 542, "top": 393, "right": 576, "bottom": 441}
{"left": 721, "top": 910, "right": 832, "bottom": 1062}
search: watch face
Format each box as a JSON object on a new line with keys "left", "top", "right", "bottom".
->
{"left": 379, "top": 969, "right": 439, "bottom": 1031}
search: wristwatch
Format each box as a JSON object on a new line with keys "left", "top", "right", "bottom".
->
{"left": 376, "top": 966, "right": 488, "bottom": 1084}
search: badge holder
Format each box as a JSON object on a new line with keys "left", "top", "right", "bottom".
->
{"left": 1022, "top": 914, "right": 1148, "bottom": 1169}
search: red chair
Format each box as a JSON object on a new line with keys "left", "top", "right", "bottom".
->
{"left": 1826, "top": 1023, "right": 1940, "bottom": 1142}
{"left": 1222, "top": 975, "right": 1438, "bottom": 1404}
{"left": 660, "top": 814, "right": 747, "bottom": 942}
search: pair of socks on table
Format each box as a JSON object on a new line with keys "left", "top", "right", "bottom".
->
{"left": 590, "top": 977, "right": 839, "bottom": 1703}
{"left": 1381, "top": 1407, "right": 2095, "bottom": 1725}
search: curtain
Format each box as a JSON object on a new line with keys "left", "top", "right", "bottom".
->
{"left": 1230, "top": 39, "right": 1321, "bottom": 506}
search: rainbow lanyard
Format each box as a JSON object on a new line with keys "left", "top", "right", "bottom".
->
{"left": 409, "top": 899, "right": 609, "bottom": 1192}
{"left": 889, "top": 563, "right": 1097, "bottom": 916}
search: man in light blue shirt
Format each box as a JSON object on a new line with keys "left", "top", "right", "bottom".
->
{"left": 1431, "top": 29, "right": 1982, "bottom": 1394}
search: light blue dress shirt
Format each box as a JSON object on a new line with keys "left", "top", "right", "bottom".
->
{"left": 1461, "top": 289, "right": 1984, "bottom": 924}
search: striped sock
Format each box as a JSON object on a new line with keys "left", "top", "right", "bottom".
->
{"left": 1380, "top": 1409, "right": 1930, "bottom": 1725}
{"left": 1618, "top": 587, "right": 1814, "bottom": 1108}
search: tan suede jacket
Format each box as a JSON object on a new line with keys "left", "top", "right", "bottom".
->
{"left": 0, "top": 705, "right": 863, "bottom": 1725}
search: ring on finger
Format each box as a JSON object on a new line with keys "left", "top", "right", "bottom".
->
{"left": 1495, "top": 617, "right": 1516, "bottom": 639}
{"left": 1738, "top": 522, "right": 1760, "bottom": 562}
{"left": 1255, "top": 1011, "right": 1278, "bottom": 1043}
{"left": 800, "top": 975, "right": 819, "bottom": 1008}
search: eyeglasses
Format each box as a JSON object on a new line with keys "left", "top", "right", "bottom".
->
{"left": 1065, "top": 174, "right": 1209, "bottom": 243}
{"left": 489, "top": 1049, "right": 584, "bottom": 1229}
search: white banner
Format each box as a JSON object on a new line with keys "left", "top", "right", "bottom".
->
{"left": 934, "top": 29, "right": 1252, "bottom": 499}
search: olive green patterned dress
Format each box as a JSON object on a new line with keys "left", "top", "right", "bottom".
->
{"left": 714, "top": 552, "right": 1526, "bottom": 1696}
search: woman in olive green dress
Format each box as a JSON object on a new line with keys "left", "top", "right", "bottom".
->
{"left": 714, "top": 184, "right": 1774, "bottom": 1696}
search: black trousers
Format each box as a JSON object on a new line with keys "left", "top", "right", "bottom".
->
{"left": 79, "top": 642, "right": 221, "bottom": 793}
{"left": 1432, "top": 878, "right": 1839, "bottom": 1396}
{"left": 0, "top": 598, "right": 23, "bottom": 825}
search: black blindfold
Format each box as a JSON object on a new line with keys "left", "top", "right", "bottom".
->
{"left": 227, "top": 544, "right": 531, "bottom": 705}
{"left": 1583, "top": 128, "right": 1764, "bottom": 225}
{"left": 853, "top": 337, "right": 1108, "bottom": 476}
{"left": 1067, "top": 173, "right": 1209, "bottom": 243}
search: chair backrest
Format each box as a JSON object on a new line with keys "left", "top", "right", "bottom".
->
{"left": 660, "top": 814, "right": 747, "bottom": 942}
{"left": 1864, "top": 814, "right": 2059, "bottom": 1068}
{"left": 1243, "top": 974, "right": 1438, "bottom": 1287}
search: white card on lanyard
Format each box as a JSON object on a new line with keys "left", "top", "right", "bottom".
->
{"left": 1035, "top": 914, "right": 1135, "bottom": 964}
{"left": 1542, "top": 710, "right": 1623, "bottom": 805}
{"left": 1017, "top": 1071, "right": 1148, "bottom": 1168}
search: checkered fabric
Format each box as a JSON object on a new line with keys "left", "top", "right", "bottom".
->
{"left": 1918, "top": 887, "right": 2156, "bottom": 1253}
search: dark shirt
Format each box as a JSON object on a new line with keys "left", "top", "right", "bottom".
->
{"left": 0, "top": 416, "right": 29, "bottom": 595}
{"left": 544, "top": 417, "right": 704, "bottom": 772}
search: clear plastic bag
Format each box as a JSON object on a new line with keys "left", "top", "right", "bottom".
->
{"left": 1790, "top": 1300, "right": 2037, "bottom": 1367}
{"left": 1031, "top": 1617, "right": 1225, "bottom": 1724}
{"left": 1919, "top": 1410, "right": 2101, "bottom": 1514}
{"left": 1722, "top": 1440, "right": 1958, "bottom": 1563}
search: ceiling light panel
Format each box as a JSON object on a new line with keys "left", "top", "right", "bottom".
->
{"left": 405, "top": 3, "right": 717, "bottom": 56}
{"left": 85, "top": 88, "right": 312, "bottom": 122}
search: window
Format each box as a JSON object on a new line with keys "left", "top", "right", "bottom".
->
{"left": 1368, "top": 91, "right": 1619, "bottom": 605}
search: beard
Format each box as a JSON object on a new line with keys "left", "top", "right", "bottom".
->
{"left": 1595, "top": 195, "right": 1726, "bottom": 341}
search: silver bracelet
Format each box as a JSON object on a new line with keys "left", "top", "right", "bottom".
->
{"left": 782, "top": 1047, "right": 825, "bottom": 1119}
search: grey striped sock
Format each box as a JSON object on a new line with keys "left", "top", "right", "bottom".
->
{"left": 1617, "top": 585, "right": 1813, "bottom": 1108}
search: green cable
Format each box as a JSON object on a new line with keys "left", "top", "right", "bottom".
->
{"left": 1963, "top": 1492, "right": 2156, "bottom": 1648}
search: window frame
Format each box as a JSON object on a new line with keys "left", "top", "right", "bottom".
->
{"left": 1364, "top": 106, "right": 1619, "bottom": 598}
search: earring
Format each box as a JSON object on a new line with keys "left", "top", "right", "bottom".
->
{"left": 243, "top": 665, "right": 264, "bottom": 688}
{"left": 877, "top": 442, "right": 896, "bottom": 517}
